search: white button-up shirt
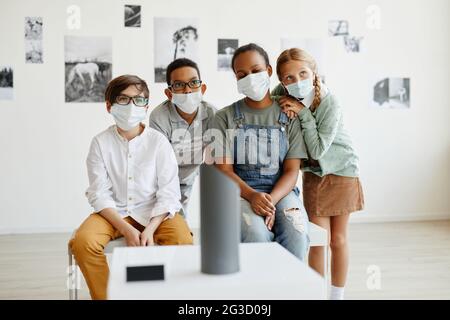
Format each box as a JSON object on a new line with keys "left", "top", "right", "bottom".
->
{"left": 85, "top": 125, "right": 182, "bottom": 226}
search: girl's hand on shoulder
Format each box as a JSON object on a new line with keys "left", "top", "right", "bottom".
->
{"left": 279, "top": 96, "right": 304, "bottom": 119}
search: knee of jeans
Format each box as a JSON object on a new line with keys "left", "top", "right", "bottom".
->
{"left": 166, "top": 230, "right": 194, "bottom": 245}
{"left": 243, "top": 227, "right": 273, "bottom": 242}
{"left": 282, "top": 207, "right": 309, "bottom": 235}
{"left": 241, "top": 213, "right": 272, "bottom": 242}
{"left": 70, "top": 231, "right": 104, "bottom": 256}
{"left": 155, "top": 222, "right": 194, "bottom": 245}
{"left": 281, "top": 232, "right": 309, "bottom": 261}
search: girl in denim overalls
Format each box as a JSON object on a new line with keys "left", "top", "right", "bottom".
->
{"left": 213, "top": 44, "right": 310, "bottom": 260}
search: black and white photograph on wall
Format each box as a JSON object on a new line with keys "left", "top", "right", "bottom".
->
{"left": 0, "top": 67, "right": 13, "bottom": 100}
{"left": 154, "top": 17, "right": 199, "bottom": 83}
{"left": 343, "top": 35, "right": 363, "bottom": 52}
{"left": 217, "top": 39, "right": 238, "bottom": 71}
{"left": 328, "top": 20, "right": 349, "bottom": 36}
{"left": 25, "top": 17, "right": 43, "bottom": 63}
{"left": 124, "top": 5, "right": 141, "bottom": 27}
{"left": 371, "top": 77, "right": 410, "bottom": 109}
{"left": 64, "top": 36, "right": 112, "bottom": 103}
{"left": 281, "top": 38, "right": 327, "bottom": 83}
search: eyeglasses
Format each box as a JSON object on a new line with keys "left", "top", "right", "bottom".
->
{"left": 169, "top": 79, "right": 202, "bottom": 92}
{"left": 115, "top": 95, "right": 149, "bottom": 107}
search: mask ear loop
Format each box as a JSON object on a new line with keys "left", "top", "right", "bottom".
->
{"left": 282, "top": 83, "right": 289, "bottom": 96}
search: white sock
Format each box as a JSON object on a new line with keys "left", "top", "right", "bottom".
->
{"left": 330, "top": 285, "right": 345, "bottom": 300}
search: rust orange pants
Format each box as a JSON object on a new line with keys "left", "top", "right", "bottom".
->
{"left": 69, "top": 213, "right": 193, "bottom": 299}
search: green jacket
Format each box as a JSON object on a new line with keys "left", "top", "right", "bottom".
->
{"left": 271, "top": 84, "right": 359, "bottom": 177}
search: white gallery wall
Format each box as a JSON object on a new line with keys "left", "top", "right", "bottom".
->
{"left": 0, "top": 0, "right": 449, "bottom": 233}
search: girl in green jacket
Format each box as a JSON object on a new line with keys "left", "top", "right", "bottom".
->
{"left": 274, "top": 48, "right": 365, "bottom": 300}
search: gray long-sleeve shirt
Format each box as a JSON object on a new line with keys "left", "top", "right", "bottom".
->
{"left": 149, "top": 100, "right": 216, "bottom": 212}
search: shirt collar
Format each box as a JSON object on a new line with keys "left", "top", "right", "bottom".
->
{"left": 111, "top": 123, "right": 147, "bottom": 145}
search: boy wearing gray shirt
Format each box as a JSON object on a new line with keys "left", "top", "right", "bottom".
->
{"left": 150, "top": 58, "right": 216, "bottom": 216}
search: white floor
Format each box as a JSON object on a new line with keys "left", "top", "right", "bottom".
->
{"left": 0, "top": 220, "right": 449, "bottom": 300}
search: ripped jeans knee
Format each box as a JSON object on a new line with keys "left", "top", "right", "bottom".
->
{"left": 273, "top": 191, "right": 310, "bottom": 260}
{"left": 240, "top": 201, "right": 274, "bottom": 243}
{"left": 283, "top": 207, "right": 308, "bottom": 234}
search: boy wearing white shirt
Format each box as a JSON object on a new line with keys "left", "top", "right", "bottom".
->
{"left": 69, "top": 75, "right": 193, "bottom": 300}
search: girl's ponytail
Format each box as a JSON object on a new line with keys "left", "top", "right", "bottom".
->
{"left": 312, "top": 73, "right": 322, "bottom": 111}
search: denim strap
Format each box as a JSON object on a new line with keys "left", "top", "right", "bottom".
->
{"left": 232, "top": 101, "right": 245, "bottom": 128}
{"left": 278, "top": 109, "right": 289, "bottom": 131}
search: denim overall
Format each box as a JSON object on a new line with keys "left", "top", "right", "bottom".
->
{"left": 232, "top": 100, "right": 310, "bottom": 260}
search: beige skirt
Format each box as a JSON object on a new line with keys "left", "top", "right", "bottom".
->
{"left": 302, "top": 172, "right": 365, "bottom": 217}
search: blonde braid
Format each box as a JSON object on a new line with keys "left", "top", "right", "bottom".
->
{"left": 312, "top": 73, "right": 322, "bottom": 111}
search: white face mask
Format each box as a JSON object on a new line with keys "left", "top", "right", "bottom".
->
{"left": 237, "top": 70, "right": 270, "bottom": 102}
{"left": 110, "top": 103, "right": 147, "bottom": 131}
{"left": 171, "top": 91, "right": 202, "bottom": 114}
{"left": 285, "top": 77, "right": 314, "bottom": 99}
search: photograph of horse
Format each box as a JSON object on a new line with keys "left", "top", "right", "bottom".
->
{"left": 64, "top": 36, "right": 112, "bottom": 102}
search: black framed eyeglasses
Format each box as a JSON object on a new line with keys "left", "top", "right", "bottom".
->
{"left": 115, "top": 95, "right": 148, "bottom": 107}
{"left": 169, "top": 79, "right": 202, "bottom": 92}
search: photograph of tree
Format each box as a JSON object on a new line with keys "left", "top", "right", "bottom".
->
{"left": 153, "top": 17, "right": 199, "bottom": 83}
{"left": 0, "top": 67, "right": 13, "bottom": 100}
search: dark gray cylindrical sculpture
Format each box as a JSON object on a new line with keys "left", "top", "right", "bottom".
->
{"left": 200, "top": 163, "right": 240, "bottom": 274}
